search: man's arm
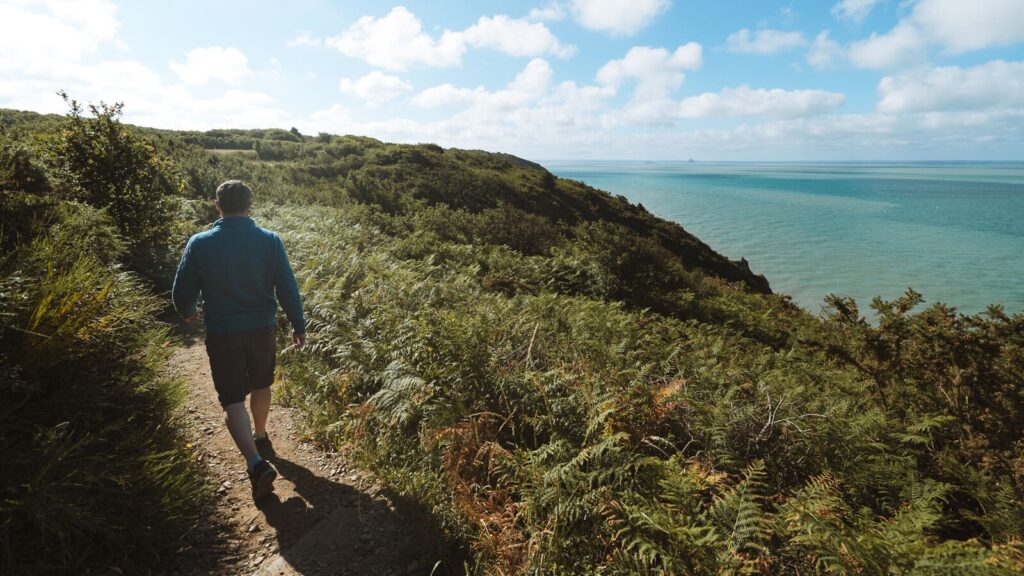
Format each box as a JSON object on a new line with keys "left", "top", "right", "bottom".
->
{"left": 273, "top": 235, "right": 306, "bottom": 341}
{"left": 172, "top": 238, "right": 201, "bottom": 321}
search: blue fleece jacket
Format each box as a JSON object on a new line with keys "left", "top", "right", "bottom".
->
{"left": 172, "top": 216, "right": 306, "bottom": 335}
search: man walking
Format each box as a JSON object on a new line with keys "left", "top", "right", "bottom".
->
{"left": 172, "top": 180, "right": 306, "bottom": 500}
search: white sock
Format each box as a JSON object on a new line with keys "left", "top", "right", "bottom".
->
{"left": 223, "top": 402, "right": 262, "bottom": 472}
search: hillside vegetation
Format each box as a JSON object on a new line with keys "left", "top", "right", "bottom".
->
{"left": 2, "top": 102, "right": 1022, "bottom": 575}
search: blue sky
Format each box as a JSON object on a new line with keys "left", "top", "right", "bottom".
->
{"left": 2, "top": 0, "right": 1023, "bottom": 160}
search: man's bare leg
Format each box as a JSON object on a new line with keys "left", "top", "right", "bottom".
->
{"left": 227, "top": 400, "right": 276, "bottom": 499}
{"left": 250, "top": 387, "right": 271, "bottom": 438}
{"left": 224, "top": 402, "right": 259, "bottom": 463}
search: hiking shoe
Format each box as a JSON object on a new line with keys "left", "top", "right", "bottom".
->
{"left": 249, "top": 459, "right": 277, "bottom": 501}
{"left": 254, "top": 433, "right": 275, "bottom": 459}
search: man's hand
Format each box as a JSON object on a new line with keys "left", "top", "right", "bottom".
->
{"left": 185, "top": 310, "right": 201, "bottom": 324}
{"left": 293, "top": 332, "right": 306, "bottom": 348}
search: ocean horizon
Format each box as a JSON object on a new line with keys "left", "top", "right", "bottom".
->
{"left": 544, "top": 160, "right": 1024, "bottom": 316}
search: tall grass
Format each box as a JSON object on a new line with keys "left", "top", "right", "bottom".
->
{"left": 0, "top": 198, "right": 210, "bottom": 574}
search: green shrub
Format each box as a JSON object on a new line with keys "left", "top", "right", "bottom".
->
{"left": 474, "top": 204, "right": 562, "bottom": 256}
{"left": 0, "top": 205, "right": 209, "bottom": 574}
{"left": 48, "top": 94, "right": 182, "bottom": 281}
{"left": 0, "top": 137, "right": 49, "bottom": 194}
{"left": 268, "top": 204, "right": 1024, "bottom": 575}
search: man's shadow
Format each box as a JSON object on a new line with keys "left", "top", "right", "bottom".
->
{"left": 165, "top": 315, "right": 464, "bottom": 574}
{"left": 255, "top": 454, "right": 464, "bottom": 576}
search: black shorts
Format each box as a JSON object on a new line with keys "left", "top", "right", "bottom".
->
{"left": 204, "top": 325, "right": 277, "bottom": 407}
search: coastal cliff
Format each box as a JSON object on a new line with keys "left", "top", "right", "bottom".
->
{"left": 3, "top": 106, "right": 1022, "bottom": 575}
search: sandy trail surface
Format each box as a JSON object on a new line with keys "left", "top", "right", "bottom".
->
{"left": 162, "top": 329, "right": 441, "bottom": 576}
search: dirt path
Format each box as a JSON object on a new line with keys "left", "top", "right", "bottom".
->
{"left": 163, "top": 330, "right": 442, "bottom": 576}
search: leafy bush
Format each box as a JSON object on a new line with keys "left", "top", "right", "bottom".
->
{"left": 48, "top": 94, "right": 182, "bottom": 281}
{"left": 0, "top": 137, "right": 49, "bottom": 194}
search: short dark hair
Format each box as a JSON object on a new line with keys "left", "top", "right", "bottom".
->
{"left": 216, "top": 180, "right": 252, "bottom": 214}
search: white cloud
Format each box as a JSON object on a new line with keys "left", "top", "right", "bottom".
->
{"left": 326, "top": 7, "right": 464, "bottom": 71}
{"left": 806, "top": 30, "right": 844, "bottom": 69}
{"left": 847, "top": 0, "right": 1024, "bottom": 71}
{"left": 570, "top": 0, "right": 670, "bottom": 36}
{"left": 594, "top": 44, "right": 844, "bottom": 127}
{"left": 0, "top": 3, "right": 289, "bottom": 131}
{"left": 1, "top": 56, "right": 289, "bottom": 130}
{"left": 155, "top": 89, "right": 290, "bottom": 129}
{"left": 287, "top": 30, "right": 322, "bottom": 47}
{"left": 848, "top": 21, "right": 926, "bottom": 69}
{"left": 597, "top": 44, "right": 702, "bottom": 103}
{"left": 325, "top": 7, "right": 572, "bottom": 72}
{"left": 912, "top": 0, "right": 1024, "bottom": 53}
{"left": 677, "top": 85, "right": 846, "bottom": 118}
{"left": 412, "top": 84, "right": 482, "bottom": 109}
{"left": 726, "top": 28, "right": 808, "bottom": 55}
{"left": 877, "top": 60, "right": 1024, "bottom": 113}
{"left": 307, "top": 103, "right": 354, "bottom": 133}
{"left": 508, "top": 58, "right": 556, "bottom": 99}
{"left": 831, "top": 0, "right": 883, "bottom": 23}
{"left": 529, "top": 2, "right": 567, "bottom": 21}
{"left": 0, "top": 0, "right": 119, "bottom": 67}
{"left": 169, "top": 46, "right": 252, "bottom": 85}
{"left": 461, "top": 15, "right": 575, "bottom": 59}
{"left": 339, "top": 71, "right": 412, "bottom": 103}
{"left": 711, "top": 108, "right": 1024, "bottom": 159}
{"left": 393, "top": 58, "right": 621, "bottom": 156}
{"left": 413, "top": 58, "right": 555, "bottom": 110}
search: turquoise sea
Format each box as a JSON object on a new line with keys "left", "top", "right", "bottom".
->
{"left": 545, "top": 161, "right": 1024, "bottom": 316}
